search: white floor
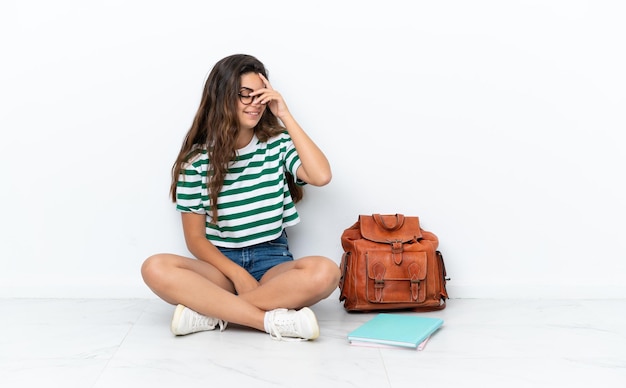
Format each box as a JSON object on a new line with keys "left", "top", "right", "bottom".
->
{"left": 1, "top": 296, "right": 625, "bottom": 388}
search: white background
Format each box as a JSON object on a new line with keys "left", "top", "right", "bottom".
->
{"left": 1, "top": 0, "right": 624, "bottom": 299}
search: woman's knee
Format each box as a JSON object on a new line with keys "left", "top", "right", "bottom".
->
{"left": 306, "top": 256, "right": 341, "bottom": 291}
{"left": 141, "top": 254, "right": 174, "bottom": 285}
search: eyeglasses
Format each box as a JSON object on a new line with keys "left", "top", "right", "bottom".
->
{"left": 238, "top": 88, "right": 256, "bottom": 105}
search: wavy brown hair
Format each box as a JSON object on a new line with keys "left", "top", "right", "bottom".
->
{"left": 170, "top": 54, "right": 303, "bottom": 223}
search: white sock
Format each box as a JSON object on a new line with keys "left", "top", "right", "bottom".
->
{"left": 263, "top": 311, "right": 271, "bottom": 333}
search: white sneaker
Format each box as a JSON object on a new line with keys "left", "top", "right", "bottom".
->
{"left": 170, "top": 304, "right": 227, "bottom": 336}
{"left": 265, "top": 307, "right": 320, "bottom": 341}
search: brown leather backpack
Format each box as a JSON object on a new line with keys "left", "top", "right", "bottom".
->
{"left": 338, "top": 214, "right": 449, "bottom": 312}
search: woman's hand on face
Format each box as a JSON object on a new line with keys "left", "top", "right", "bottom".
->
{"left": 251, "top": 73, "right": 290, "bottom": 119}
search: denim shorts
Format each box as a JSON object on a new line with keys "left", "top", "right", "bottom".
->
{"left": 217, "top": 231, "right": 294, "bottom": 281}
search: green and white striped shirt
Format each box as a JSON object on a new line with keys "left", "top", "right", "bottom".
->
{"left": 176, "top": 131, "right": 303, "bottom": 248}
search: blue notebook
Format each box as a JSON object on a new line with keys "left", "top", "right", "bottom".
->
{"left": 347, "top": 313, "right": 443, "bottom": 349}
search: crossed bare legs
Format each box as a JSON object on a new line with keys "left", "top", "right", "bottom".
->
{"left": 141, "top": 253, "right": 341, "bottom": 337}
